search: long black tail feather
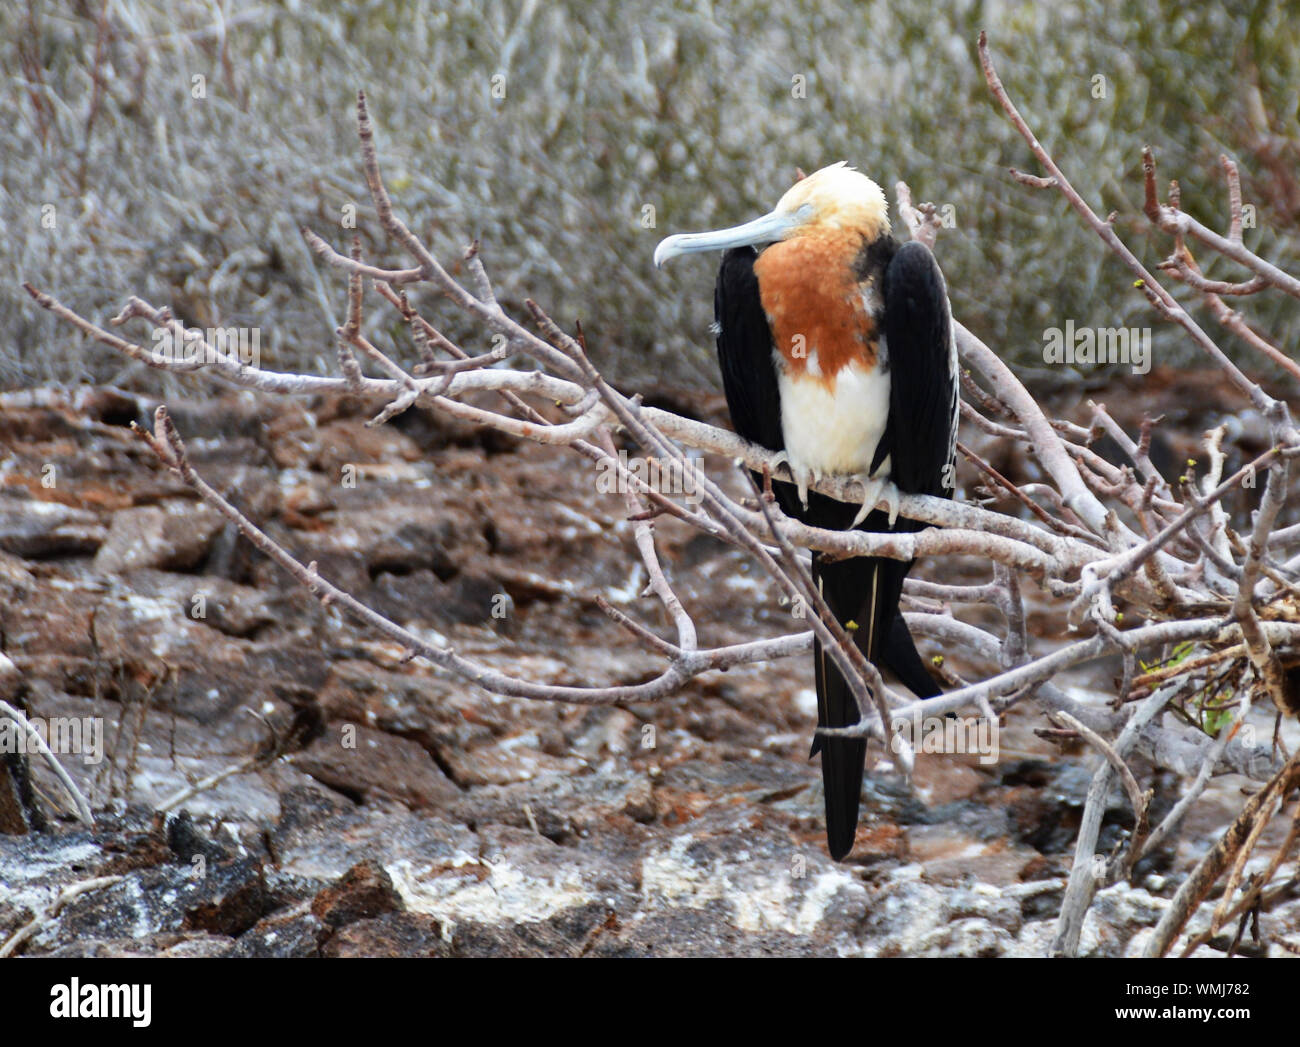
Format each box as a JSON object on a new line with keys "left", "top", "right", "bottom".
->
{"left": 768, "top": 485, "right": 942, "bottom": 860}
{"left": 810, "top": 547, "right": 938, "bottom": 860}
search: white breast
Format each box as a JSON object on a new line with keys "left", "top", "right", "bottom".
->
{"left": 776, "top": 350, "right": 890, "bottom": 479}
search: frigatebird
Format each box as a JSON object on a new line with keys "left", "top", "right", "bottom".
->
{"left": 655, "top": 163, "right": 958, "bottom": 860}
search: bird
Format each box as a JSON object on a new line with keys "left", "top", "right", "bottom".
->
{"left": 654, "top": 163, "right": 958, "bottom": 860}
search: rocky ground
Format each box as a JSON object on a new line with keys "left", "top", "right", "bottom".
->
{"left": 0, "top": 380, "right": 1296, "bottom": 957}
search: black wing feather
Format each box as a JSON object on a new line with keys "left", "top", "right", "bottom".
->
{"left": 873, "top": 239, "right": 957, "bottom": 499}
{"left": 713, "top": 247, "right": 784, "bottom": 453}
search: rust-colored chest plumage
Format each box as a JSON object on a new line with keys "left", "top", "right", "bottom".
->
{"left": 752, "top": 228, "right": 880, "bottom": 385}
{"left": 751, "top": 227, "right": 893, "bottom": 482}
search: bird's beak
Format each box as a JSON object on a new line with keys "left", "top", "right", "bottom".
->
{"left": 653, "top": 209, "right": 802, "bottom": 268}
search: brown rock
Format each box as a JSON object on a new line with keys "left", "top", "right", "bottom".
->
{"left": 435, "top": 739, "right": 586, "bottom": 788}
{"left": 854, "top": 822, "right": 909, "bottom": 862}
{"left": 311, "top": 860, "right": 404, "bottom": 930}
{"left": 912, "top": 756, "right": 989, "bottom": 804}
{"left": 0, "top": 750, "right": 40, "bottom": 834}
{"left": 181, "top": 859, "right": 269, "bottom": 937}
{"left": 322, "top": 911, "right": 450, "bottom": 958}
{"left": 93, "top": 501, "right": 224, "bottom": 572}
{"left": 291, "top": 721, "right": 461, "bottom": 809}
{"left": 0, "top": 499, "right": 104, "bottom": 557}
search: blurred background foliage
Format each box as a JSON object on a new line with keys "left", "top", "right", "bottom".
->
{"left": 2, "top": 0, "right": 1299, "bottom": 394}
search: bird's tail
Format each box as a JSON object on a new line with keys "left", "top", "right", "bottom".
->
{"left": 810, "top": 552, "right": 939, "bottom": 861}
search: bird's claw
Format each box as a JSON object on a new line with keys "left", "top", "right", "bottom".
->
{"left": 884, "top": 483, "right": 901, "bottom": 528}
{"left": 764, "top": 451, "right": 811, "bottom": 507}
{"left": 850, "top": 474, "right": 902, "bottom": 528}
{"left": 794, "top": 465, "right": 822, "bottom": 510}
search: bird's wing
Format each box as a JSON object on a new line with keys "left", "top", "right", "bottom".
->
{"left": 713, "top": 247, "right": 785, "bottom": 453}
{"left": 871, "top": 240, "right": 958, "bottom": 500}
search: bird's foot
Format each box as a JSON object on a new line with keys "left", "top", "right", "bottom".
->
{"left": 849, "top": 474, "right": 902, "bottom": 528}
{"left": 793, "top": 464, "right": 820, "bottom": 510}
{"left": 762, "top": 450, "right": 810, "bottom": 506}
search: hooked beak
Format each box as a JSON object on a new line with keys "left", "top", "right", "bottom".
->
{"left": 653, "top": 208, "right": 803, "bottom": 268}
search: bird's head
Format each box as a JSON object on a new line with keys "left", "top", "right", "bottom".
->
{"left": 653, "top": 163, "right": 889, "bottom": 268}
